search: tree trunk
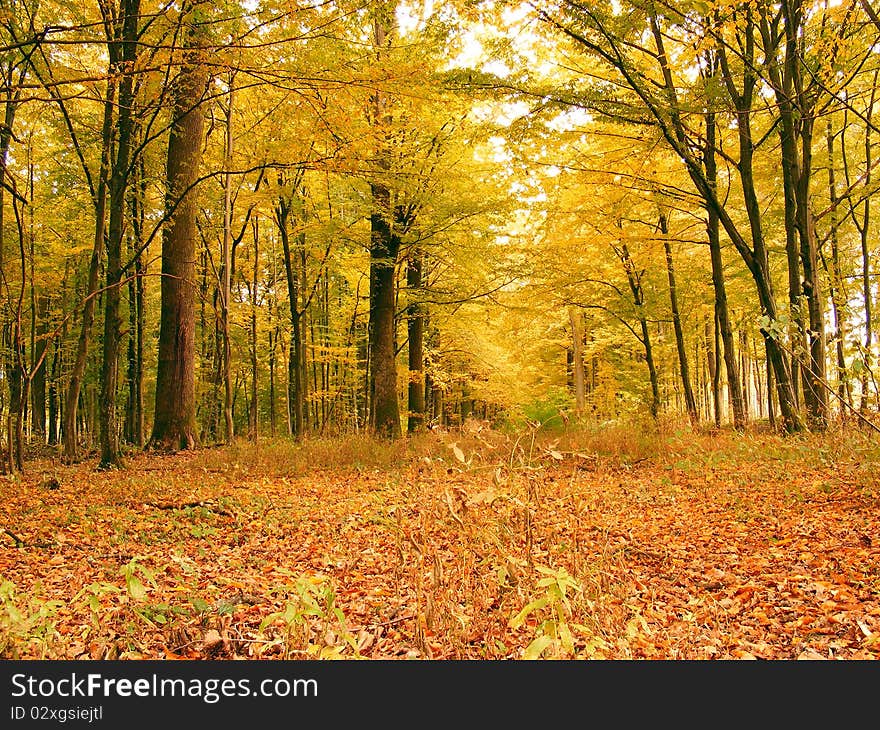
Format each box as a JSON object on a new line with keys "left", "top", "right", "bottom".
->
{"left": 269, "top": 326, "right": 277, "bottom": 436}
{"left": 48, "top": 265, "right": 65, "bottom": 447}
{"left": 568, "top": 307, "right": 586, "bottom": 413}
{"left": 150, "top": 2, "right": 208, "bottom": 451}
{"left": 63, "top": 76, "right": 114, "bottom": 462}
{"left": 367, "top": 11, "right": 402, "bottom": 439}
{"left": 826, "top": 119, "right": 852, "bottom": 420}
{"left": 761, "top": 0, "right": 826, "bottom": 427}
{"left": 620, "top": 242, "right": 660, "bottom": 419}
{"left": 704, "top": 109, "right": 745, "bottom": 430}
{"left": 31, "top": 295, "right": 49, "bottom": 439}
{"left": 249, "top": 217, "right": 259, "bottom": 441}
{"left": 710, "top": 315, "right": 721, "bottom": 427}
{"left": 99, "top": 0, "right": 141, "bottom": 469}
{"left": 132, "top": 156, "right": 146, "bottom": 447}
{"left": 276, "top": 193, "right": 306, "bottom": 438}
{"left": 659, "top": 214, "right": 698, "bottom": 425}
{"left": 369, "top": 183, "right": 402, "bottom": 438}
{"left": 221, "top": 80, "right": 235, "bottom": 443}
{"left": 407, "top": 250, "right": 425, "bottom": 432}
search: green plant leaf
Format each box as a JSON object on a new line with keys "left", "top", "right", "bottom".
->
{"left": 509, "top": 596, "right": 548, "bottom": 628}
{"left": 523, "top": 635, "right": 554, "bottom": 660}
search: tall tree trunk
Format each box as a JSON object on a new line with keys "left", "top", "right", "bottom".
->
{"left": 132, "top": 156, "right": 146, "bottom": 447}
{"left": 407, "top": 250, "right": 425, "bottom": 432}
{"left": 368, "top": 11, "right": 402, "bottom": 439}
{"left": 63, "top": 78, "right": 114, "bottom": 462}
{"left": 221, "top": 79, "right": 235, "bottom": 443}
{"left": 761, "top": 0, "right": 827, "bottom": 427}
{"left": 704, "top": 108, "right": 745, "bottom": 429}
{"left": 659, "top": 214, "right": 698, "bottom": 425}
{"left": 0, "top": 59, "right": 21, "bottom": 471}
{"left": 99, "top": 0, "right": 141, "bottom": 468}
{"left": 269, "top": 326, "right": 277, "bottom": 437}
{"left": 150, "top": 2, "right": 208, "bottom": 451}
{"left": 826, "top": 119, "right": 852, "bottom": 420}
{"left": 249, "top": 217, "right": 259, "bottom": 441}
{"left": 849, "top": 81, "right": 878, "bottom": 412}
{"left": 125, "top": 271, "right": 137, "bottom": 444}
{"left": 700, "top": 18, "right": 802, "bottom": 429}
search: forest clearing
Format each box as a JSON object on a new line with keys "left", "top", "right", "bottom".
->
{"left": 2, "top": 424, "right": 878, "bottom": 661}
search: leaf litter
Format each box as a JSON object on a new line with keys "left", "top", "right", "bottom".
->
{"left": 0, "top": 429, "right": 878, "bottom": 660}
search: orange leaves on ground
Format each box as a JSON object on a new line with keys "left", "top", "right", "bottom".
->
{"left": 0, "top": 432, "right": 878, "bottom": 660}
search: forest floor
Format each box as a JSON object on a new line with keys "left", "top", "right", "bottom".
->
{"left": 1, "top": 421, "right": 879, "bottom": 660}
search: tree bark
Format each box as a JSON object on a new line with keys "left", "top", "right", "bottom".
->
{"left": 249, "top": 217, "right": 259, "bottom": 441}
{"left": 568, "top": 307, "right": 586, "bottom": 413}
{"left": 619, "top": 242, "right": 660, "bottom": 419}
{"left": 659, "top": 214, "right": 698, "bottom": 425}
{"left": 367, "top": 10, "right": 402, "bottom": 439}
{"left": 150, "top": 1, "right": 208, "bottom": 451}
{"left": 99, "top": 0, "right": 141, "bottom": 468}
{"left": 62, "top": 75, "right": 114, "bottom": 462}
{"left": 826, "top": 119, "right": 852, "bottom": 420}
{"left": 369, "top": 183, "right": 402, "bottom": 438}
{"left": 31, "top": 295, "right": 49, "bottom": 439}
{"left": 407, "top": 250, "right": 425, "bottom": 432}
{"left": 704, "top": 109, "right": 745, "bottom": 429}
{"left": 221, "top": 80, "right": 235, "bottom": 443}
{"left": 275, "top": 191, "right": 307, "bottom": 439}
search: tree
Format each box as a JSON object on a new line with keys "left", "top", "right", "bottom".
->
{"left": 150, "top": 0, "right": 209, "bottom": 451}
{"left": 99, "top": 0, "right": 142, "bottom": 468}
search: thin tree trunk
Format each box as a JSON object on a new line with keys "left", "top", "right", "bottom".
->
{"left": 63, "top": 78, "right": 114, "bottom": 463}
{"left": 31, "top": 295, "right": 49, "bottom": 440}
{"left": 407, "top": 250, "right": 425, "bottom": 432}
{"left": 620, "top": 242, "right": 660, "bottom": 419}
{"left": 660, "top": 214, "right": 698, "bottom": 425}
{"left": 249, "top": 217, "right": 259, "bottom": 441}
{"left": 708, "top": 315, "right": 721, "bottom": 427}
{"left": 705, "top": 109, "right": 745, "bottom": 429}
{"left": 740, "top": 330, "right": 751, "bottom": 420}
{"left": 221, "top": 80, "right": 234, "bottom": 443}
{"left": 826, "top": 119, "right": 852, "bottom": 420}
{"left": 269, "top": 327, "right": 277, "bottom": 437}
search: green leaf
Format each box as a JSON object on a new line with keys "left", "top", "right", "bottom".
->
{"left": 126, "top": 576, "right": 147, "bottom": 601}
{"left": 523, "top": 635, "right": 555, "bottom": 660}
{"left": 509, "top": 596, "right": 548, "bottom": 628}
{"left": 559, "top": 621, "right": 574, "bottom": 654}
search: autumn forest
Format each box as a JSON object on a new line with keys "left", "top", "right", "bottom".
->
{"left": 1, "top": 0, "right": 879, "bottom": 662}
